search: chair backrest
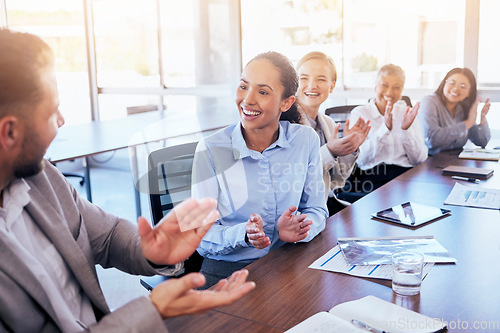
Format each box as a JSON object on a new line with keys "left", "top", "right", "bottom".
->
{"left": 141, "top": 141, "right": 203, "bottom": 289}
{"left": 126, "top": 104, "right": 167, "bottom": 116}
{"left": 401, "top": 95, "right": 412, "bottom": 107}
{"left": 148, "top": 141, "right": 198, "bottom": 225}
{"left": 325, "top": 105, "right": 360, "bottom": 117}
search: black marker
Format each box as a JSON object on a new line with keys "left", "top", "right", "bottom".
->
{"left": 451, "top": 176, "right": 479, "bottom": 184}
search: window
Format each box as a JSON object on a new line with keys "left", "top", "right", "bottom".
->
{"left": 343, "top": 0, "right": 466, "bottom": 89}
{"left": 93, "top": 0, "right": 160, "bottom": 88}
{"left": 4, "top": 0, "right": 238, "bottom": 122}
{"left": 478, "top": 0, "right": 500, "bottom": 130}
{"left": 241, "top": 0, "right": 342, "bottom": 72}
{"left": 478, "top": 0, "right": 500, "bottom": 89}
{"left": 94, "top": 0, "right": 237, "bottom": 120}
{"left": 160, "top": 0, "right": 235, "bottom": 87}
{"left": 6, "top": 0, "right": 91, "bottom": 124}
{"left": 159, "top": 0, "right": 196, "bottom": 87}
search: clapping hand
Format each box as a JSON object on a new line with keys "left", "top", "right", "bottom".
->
{"left": 150, "top": 269, "right": 255, "bottom": 318}
{"left": 480, "top": 98, "right": 491, "bottom": 125}
{"left": 384, "top": 101, "right": 394, "bottom": 130}
{"left": 401, "top": 101, "right": 420, "bottom": 130}
{"left": 327, "top": 117, "right": 370, "bottom": 156}
{"left": 276, "top": 206, "right": 312, "bottom": 243}
{"left": 465, "top": 99, "right": 480, "bottom": 129}
{"left": 245, "top": 214, "right": 270, "bottom": 249}
{"left": 138, "top": 198, "right": 219, "bottom": 265}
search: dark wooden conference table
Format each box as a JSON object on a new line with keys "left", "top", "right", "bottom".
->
{"left": 166, "top": 149, "right": 500, "bottom": 332}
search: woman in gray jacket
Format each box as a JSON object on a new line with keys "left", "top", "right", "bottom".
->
{"left": 419, "top": 67, "right": 491, "bottom": 155}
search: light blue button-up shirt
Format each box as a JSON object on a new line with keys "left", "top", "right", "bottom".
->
{"left": 192, "top": 121, "right": 328, "bottom": 263}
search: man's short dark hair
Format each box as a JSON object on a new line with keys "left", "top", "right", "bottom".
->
{"left": 0, "top": 28, "right": 54, "bottom": 118}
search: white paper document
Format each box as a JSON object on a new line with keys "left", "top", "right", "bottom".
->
{"left": 309, "top": 245, "right": 434, "bottom": 280}
{"left": 286, "top": 296, "right": 446, "bottom": 333}
{"left": 444, "top": 182, "right": 500, "bottom": 210}
{"left": 459, "top": 148, "right": 500, "bottom": 161}
{"left": 337, "top": 236, "right": 456, "bottom": 265}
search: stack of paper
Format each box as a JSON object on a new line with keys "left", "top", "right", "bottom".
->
{"left": 459, "top": 148, "right": 500, "bottom": 161}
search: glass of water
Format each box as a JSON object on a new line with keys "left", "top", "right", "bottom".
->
{"left": 392, "top": 251, "right": 424, "bottom": 296}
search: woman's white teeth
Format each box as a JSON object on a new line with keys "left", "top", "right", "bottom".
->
{"left": 243, "top": 108, "right": 261, "bottom": 116}
{"left": 305, "top": 92, "right": 319, "bottom": 96}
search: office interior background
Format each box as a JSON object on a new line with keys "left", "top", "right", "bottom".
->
{"left": 2, "top": 0, "right": 500, "bottom": 312}
{"left": 1, "top": 0, "right": 499, "bottom": 136}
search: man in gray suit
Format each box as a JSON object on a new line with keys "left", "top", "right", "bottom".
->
{"left": 0, "top": 28, "right": 255, "bottom": 332}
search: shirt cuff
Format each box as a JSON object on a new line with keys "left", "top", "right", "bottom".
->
{"left": 329, "top": 150, "right": 338, "bottom": 159}
{"left": 150, "top": 261, "right": 184, "bottom": 276}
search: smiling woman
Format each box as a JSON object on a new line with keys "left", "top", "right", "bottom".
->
{"left": 338, "top": 64, "right": 428, "bottom": 202}
{"left": 295, "top": 51, "right": 369, "bottom": 215}
{"left": 419, "top": 68, "right": 491, "bottom": 155}
{"left": 191, "top": 52, "right": 328, "bottom": 288}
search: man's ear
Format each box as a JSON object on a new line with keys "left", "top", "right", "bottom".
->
{"left": 280, "top": 95, "right": 296, "bottom": 112}
{"left": 0, "top": 116, "right": 22, "bottom": 150}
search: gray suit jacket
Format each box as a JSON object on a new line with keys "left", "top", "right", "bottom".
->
{"left": 0, "top": 160, "right": 169, "bottom": 332}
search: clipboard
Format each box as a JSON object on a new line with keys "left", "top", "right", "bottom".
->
{"left": 371, "top": 201, "right": 451, "bottom": 228}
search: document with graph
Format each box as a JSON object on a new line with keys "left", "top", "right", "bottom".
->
{"left": 309, "top": 245, "right": 434, "bottom": 280}
{"left": 444, "top": 182, "right": 500, "bottom": 210}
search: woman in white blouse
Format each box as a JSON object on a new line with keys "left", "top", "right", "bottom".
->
{"left": 340, "top": 64, "right": 428, "bottom": 201}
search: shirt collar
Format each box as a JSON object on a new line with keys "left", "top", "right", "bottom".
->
{"left": 231, "top": 123, "right": 252, "bottom": 159}
{"left": 231, "top": 121, "right": 291, "bottom": 159}
{"left": 0, "top": 179, "right": 31, "bottom": 231}
{"left": 368, "top": 98, "right": 385, "bottom": 119}
{"left": 306, "top": 113, "right": 318, "bottom": 130}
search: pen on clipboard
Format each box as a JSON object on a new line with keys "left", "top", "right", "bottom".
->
{"left": 351, "top": 319, "right": 387, "bottom": 333}
{"left": 451, "top": 176, "right": 479, "bottom": 183}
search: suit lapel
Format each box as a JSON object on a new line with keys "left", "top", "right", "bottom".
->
{"left": 0, "top": 237, "right": 60, "bottom": 325}
{"left": 25, "top": 185, "right": 110, "bottom": 313}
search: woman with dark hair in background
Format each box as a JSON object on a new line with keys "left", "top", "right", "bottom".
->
{"left": 419, "top": 67, "right": 491, "bottom": 155}
{"left": 191, "top": 51, "right": 328, "bottom": 288}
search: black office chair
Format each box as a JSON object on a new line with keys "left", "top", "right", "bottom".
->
{"left": 51, "top": 161, "right": 85, "bottom": 186}
{"left": 401, "top": 95, "right": 412, "bottom": 107}
{"left": 140, "top": 141, "right": 203, "bottom": 291}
